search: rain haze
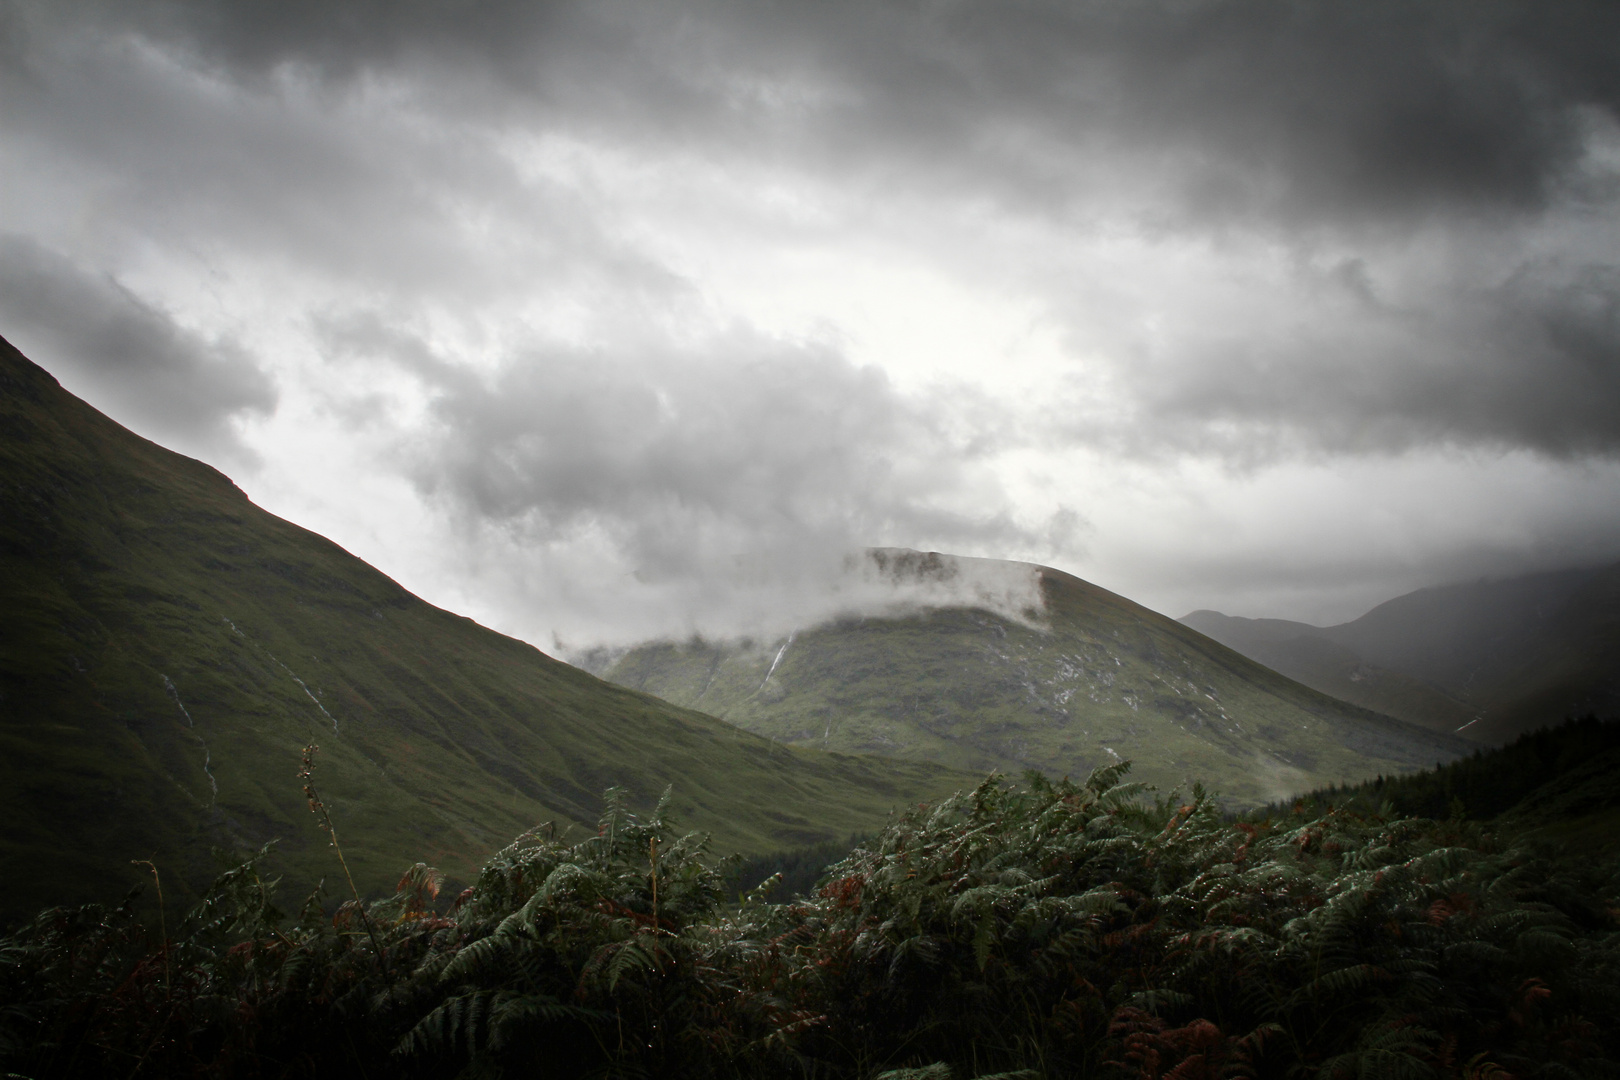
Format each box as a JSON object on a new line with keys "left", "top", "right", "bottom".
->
{"left": 4, "top": 0, "right": 1619, "bottom": 650}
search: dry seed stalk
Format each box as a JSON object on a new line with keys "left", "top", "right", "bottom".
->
{"left": 297, "top": 744, "right": 388, "bottom": 974}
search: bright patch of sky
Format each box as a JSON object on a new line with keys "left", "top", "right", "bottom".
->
{"left": 3, "top": 0, "right": 1619, "bottom": 649}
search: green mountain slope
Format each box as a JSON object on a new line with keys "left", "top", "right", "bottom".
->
{"left": 1180, "top": 564, "right": 1620, "bottom": 743}
{"left": 0, "top": 336, "right": 971, "bottom": 924}
{"left": 601, "top": 554, "right": 1471, "bottom": 808}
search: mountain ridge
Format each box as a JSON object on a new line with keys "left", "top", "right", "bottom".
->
{"left": 1180, "top": 563, "right": 1620, "bottom": 742}
{"left": 602, "top": 555, "right": 1472, "bottom": 807}
{"left": 0, "top": 335, "right": 972, "bottom": 923}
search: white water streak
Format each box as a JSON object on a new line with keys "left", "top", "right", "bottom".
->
{"left": 222, "top": 615, "right": 339, "bottom": 733}
{"left": 162, "top": 674, "right": 194, "bottom": 727}
{"left": 761, "top": 632, "right": 795, "bottom": 690}
{"left": 199, "top": 743, "right": 217, "bottom": 799}
{"left": 285, "top": 669, "right": 339, "bottom": 732}
{"left": 162, "top": 673, "right": 216, "bottom": 801}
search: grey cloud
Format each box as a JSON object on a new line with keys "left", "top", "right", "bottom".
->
{"left": 18, "top": 0, "right": 1620, "bottom": 470}
{"left": 71, "top": 0, "right": 1620, "bottom": 228}
{"left": 0, "top": 235, "right": 274, "bottom": 455}
{"left": 107, "top": 0, "right": 568, "bottom": 79}
{"left": 11, "top": 0, "right": 1620, "bottom": 499}
{"left": 1093, "top": 257, "right": 1620, "bottom": 460}
{"left": 317, "top": 311, "right": 1066, "bottom": 638}
{"left": 818, "top": 0, "right": 1620, "bottom": 227}
{"left": 1479, "top": 261, "right": 1620, "bottom": 455}
{"left": 327, "top": 311, "right": 1029, "bottom": 551}
{"left": 1137, "top": 465, "right": 1620, "bottom": 628}
{"left": 1, "top": 5, "right": 677, "bottom": 308}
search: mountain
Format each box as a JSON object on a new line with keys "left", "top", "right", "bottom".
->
{"left": 1181, "top": 564, "right": 1620, "bottom": 744}
{"left": 1175, "top": 613, "right": 1478, "bottom": 736}
{"left": 0, "top": 336, "right": 971, "bottom": 924}
{"left": 598, "top": 550, "right": 1471, "bottom": 808}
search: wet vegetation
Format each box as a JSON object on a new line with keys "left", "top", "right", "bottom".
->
{"left": 729, "top": 833, "right": 870, "bottom": 901}
{"left": 4, "top": 746, "right": 1617, "bottom": 1079}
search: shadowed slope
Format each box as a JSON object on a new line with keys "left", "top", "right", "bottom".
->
{"left": 1177, "top": 611, "right": 1477, "bottom": 736}
{"left": 1182, "top": 565, "right": 1620, "bottom": 743}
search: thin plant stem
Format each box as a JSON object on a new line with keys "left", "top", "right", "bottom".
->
{"left": 127, "top": 859, "right": 172, "bottom": 1080}
{"left": 130, "top": 859, "right": 169, "bottom": 999}
{"left": 298, "top": 745, "right": 390, "bottom": 982}
{"left": 650, "top": 836, "right": 659, "bottom": 933}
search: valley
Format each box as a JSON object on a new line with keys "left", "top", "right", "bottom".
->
{"left": 2, "top": 333, "right": 1616, "bottom": 1077}
{"left": 0, "top": 326, "right": 1606, "bottom": 932}
{"left": 0, "top": 336, "right": 971, "bottom": 922}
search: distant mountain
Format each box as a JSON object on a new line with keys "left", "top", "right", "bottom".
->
{"left": 1175, "top": 613, "right": 1478, "bottom": 736}
{"left": 0, "top": 337, "right": 970, "bottom": 924}
{"left": 599, "top": 551, "right": 1471, "bottom": 808}
{"left": 1181, "top": 564, "right": 1620, "bottom": 744}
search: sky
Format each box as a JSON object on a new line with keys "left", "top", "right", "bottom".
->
{"left": 3, "top": 0, "right": 1620, "bottom": 651}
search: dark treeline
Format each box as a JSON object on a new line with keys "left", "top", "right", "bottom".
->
{"left": 727, "top": 833, "right": 868, "bottom": 900}
{"left": 3, "top": 764, "right": 1617, "bottom": 1079}
{"left": 1271, "top": 714, "right": 1620, "bottom": 822}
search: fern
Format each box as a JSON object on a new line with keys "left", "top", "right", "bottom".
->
{"left": 6, "top": 764, "right": 1620, "bottom": 1079}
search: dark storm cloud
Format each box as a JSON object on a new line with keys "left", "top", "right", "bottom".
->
{"left": 1079, "top": 256, "right": 1620, "bottom": 461}
{"left": 0, "top": 10, "right": 668, "bottom": 308}
{"left": 78, "top": 0, "right": 1620, "bottom": 226}
{"left": 0, "top": 235, "right": 274, "bottom": 454}
{"left": 39, "top": 0, "right": 1618, "bottom": 465}
{"left": 10, "top": 0, "right": 1620, "bottom": 476}
{"left": 1481, "top": 261, "right": 1620, "bottom": 455}
{"left": 317, "top": 311, "right": 1042, "bottom": 582}
{"left": 710, "top": 0, "right": 1620, "bottom": 227}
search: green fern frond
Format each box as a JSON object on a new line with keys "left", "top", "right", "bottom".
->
{"left": 874, "top": 1065, "right": 953, "bottom": 1080}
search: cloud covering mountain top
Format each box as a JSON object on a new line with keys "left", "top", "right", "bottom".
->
{"left": 3, "top": 0, "right": 1619, "bottom": 644}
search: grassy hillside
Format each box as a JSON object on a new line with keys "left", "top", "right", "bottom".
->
{"left": 1181, "top": 565, "right": 1620, "bottom": 743}
{"left": 0, "top": 336, "right": 972, "bottom": 924}
{"left": 602, "top": 557, "right": 1471, "bottom": 807}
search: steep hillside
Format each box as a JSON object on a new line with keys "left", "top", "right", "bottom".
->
{"left": 602, "top": 553, "right": 1470, "bottom": 807}
{"left": 0, "top": 337, "right": 970, "bottom": 924}
{"left": 1177, "top": 611, "right": 1477, "bottom": 735}
{"left": 1181, "top": 565, "right": 1620, "bottom": 743}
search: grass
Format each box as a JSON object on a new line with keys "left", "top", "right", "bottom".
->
{"left": 0, "top": 336, "right": 974, "bottom": 925}
{"left": 605, "top": 565, "right": 1473, "bottom": 808}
